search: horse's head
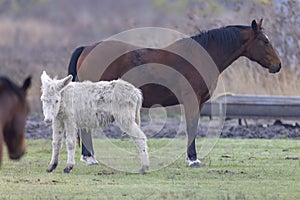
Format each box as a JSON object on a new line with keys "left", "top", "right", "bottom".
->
{"left": 242, "top": 19, "right": 281, "bottom": 73}
{"left": 4, "top": 76, "right": 31, "bottom": 160}
{"left": 40, "top": 71, "right": 72, "bottom": 125}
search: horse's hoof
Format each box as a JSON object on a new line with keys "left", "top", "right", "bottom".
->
{"left": 186, "top": 158, "right": 202, "bottom": 168}
{"left": 63, "top": 166, "right": 73, "bottom": 173}
{"left": 189, "top": 161, "right": 202, "bottom": 168}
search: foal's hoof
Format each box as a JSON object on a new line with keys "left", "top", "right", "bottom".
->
{"left": 63, "top": 166, "right": 73, "bottom": 173}
{"left": 46, "top": 168, "right": 53, "bottom": 173}
{"left": 186, "top": 158, "right": 202, "bottom": 168}
{"left": 139, "top": 165, "right": 149, "bottom": 174}
{"left": 46, "top": 163, "right": 58, "bottom": 173}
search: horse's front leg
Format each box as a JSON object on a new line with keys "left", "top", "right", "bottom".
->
{"left": 47, "top": 120, "right": 64, "bottom": 172}
{"left": 184, "top": 102, "right": 202, "bottom": 168}
{"left": 64, "top": 122, "right": 77, "bottom": 173}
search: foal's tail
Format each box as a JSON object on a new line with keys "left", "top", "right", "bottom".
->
{"left": 135, "top": 89, "right": 143, "bottom": 127}
{"left": 68, "top": 46, "right": 84, "bottom": 81}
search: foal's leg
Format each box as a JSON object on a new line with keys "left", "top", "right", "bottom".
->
{"left": 64, "top": 122, "right": 77, "bottom": 173}
{"left": 133, "top": 134, "right": 149, "bottom": 174}
{"left": 47, "top": 121, "right": 64, "bottom": 172}
{"left": 120, "top": 121, "right": 149, "bottom": 173}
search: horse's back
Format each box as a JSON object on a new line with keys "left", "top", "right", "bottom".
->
{"left": 74, "top": 40, "right": 213, "bottom": 107}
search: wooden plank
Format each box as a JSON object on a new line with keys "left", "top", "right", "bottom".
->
{"left": 200, "top": 95, "right": 300, "bottom": 119}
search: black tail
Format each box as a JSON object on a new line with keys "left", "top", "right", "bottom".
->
{"left": 67, "top": 46, "right": 84, "bottom": 81}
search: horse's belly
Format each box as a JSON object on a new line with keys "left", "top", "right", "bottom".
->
{"left": 140, "top": 84, "right": 179, "bottom": 107}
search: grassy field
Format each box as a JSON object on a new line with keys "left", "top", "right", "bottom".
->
{"left": 0, "top": 138, "right": 299, "bottom": 200}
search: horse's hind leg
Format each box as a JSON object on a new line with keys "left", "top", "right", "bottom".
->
{"left": 184, "top": 103, "right": 202, "bottom": 168}
{"left": 121, "top": 122, "right": 149, "bottom": 173}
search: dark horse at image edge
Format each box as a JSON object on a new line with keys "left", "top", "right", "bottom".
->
{"left": 68, "top": 19, "right": 281, "bottom": 167}
{"left": 0, "top": 76, "right": 31, "bottom": 165}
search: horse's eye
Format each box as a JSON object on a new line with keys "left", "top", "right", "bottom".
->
{"left": 55, "top": 100, "right": 59, "bottom": 103}
{"left": 264, "top": 40, "right": 269, "bottom": 45}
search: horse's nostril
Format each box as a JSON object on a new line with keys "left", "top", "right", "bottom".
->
{"left": 276, "top": 63, "right": 282, "bottom": 72}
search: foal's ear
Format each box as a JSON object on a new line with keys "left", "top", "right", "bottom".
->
{"left": 58, "top": 75, "right": 73, "bottom": 91}
{"left": 22, "top": 76, "right": 31, "bottom": 92}
{"left": 41, "top": 70, "right": 51, "bottom": 83}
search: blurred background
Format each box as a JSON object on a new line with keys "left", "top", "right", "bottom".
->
{"left": 0, "top": 0, "right": 299, "bottom": 113}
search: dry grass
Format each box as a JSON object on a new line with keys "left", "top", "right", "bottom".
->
{"left": 216, "top": 60, "right": 300, "bottom": 97}
{"left": 0, "top": 0, "right": 299, "bottom": 113}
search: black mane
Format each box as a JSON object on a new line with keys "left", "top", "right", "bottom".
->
{"left": 191, "top": 25, "right": 250, "bottom": 53}
{"left": 0, "top": 76, "right": 25, "bottom": 101}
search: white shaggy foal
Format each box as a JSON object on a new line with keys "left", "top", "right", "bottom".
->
{"left": 40, "top": 71, "right": 149, "bottom": 173}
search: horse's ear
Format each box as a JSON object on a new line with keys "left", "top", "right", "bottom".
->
{"left": 252, "top": 19, "right": 263, "bottom": 33}
{"left": 257, "top": 18, "right": 263, "bottom": 28}
{"left": 22, "top": 76, "right": 31, "bottom": 92}
{"left": 58, "top": 75, "right": 73, "bottom": 91}
{"left": 251, "top": 20, "right": 258, "bottom": 32}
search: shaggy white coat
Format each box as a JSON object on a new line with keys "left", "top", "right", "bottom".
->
{"left": 40, "top": 71, "right": 149, "bottom": 173}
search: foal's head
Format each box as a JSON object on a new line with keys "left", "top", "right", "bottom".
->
{"left": 40, "top": 71, "right": 73, "bottom": 125}
{"left": 241, "top": 19, "right": 281, "bottom": 73}
{"left": 1, "top": 76, "right": 31, "bottom": 162}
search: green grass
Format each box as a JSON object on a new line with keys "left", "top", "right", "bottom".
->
{"left": 0, "top": 139, "right": 299, "bottom": 200}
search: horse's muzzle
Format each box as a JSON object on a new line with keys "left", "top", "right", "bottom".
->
{"left": 9, "top": 150, "right": 25, "bottom": 160}
{"left": 269, "top": 63, "right": 281, "bottom": 73}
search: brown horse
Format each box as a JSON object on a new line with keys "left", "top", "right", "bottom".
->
{"left": 68, "top": 19, "right": 281, "bottom": 167}
{"left": 0, "top": 76, "right": 31, "bottom": 165}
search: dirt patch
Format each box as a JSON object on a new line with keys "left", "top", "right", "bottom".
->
{"left": 221, "top": 119, "right": 300, "bottom": 139}
{"left": 25, "top": 115, "right": 300, "bottom": 140}
{"left": 208, "top": 169, "right": 236, "bottom": 175}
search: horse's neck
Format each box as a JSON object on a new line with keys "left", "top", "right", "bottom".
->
{"left": 214, "top": 46, "right": 244, "bottom": 73}
{"left": 216, "top": 33, "right": 256, "bottom": 73}
{"left": 0, "top": 93, "right": 17, "bottom": 119}
{"left": 192, "top": 29, "right": 247, "bottom": 73}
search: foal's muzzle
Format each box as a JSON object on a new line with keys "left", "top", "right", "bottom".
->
{"left": 44, "top": 118, "right": 52, "bottom": 126}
